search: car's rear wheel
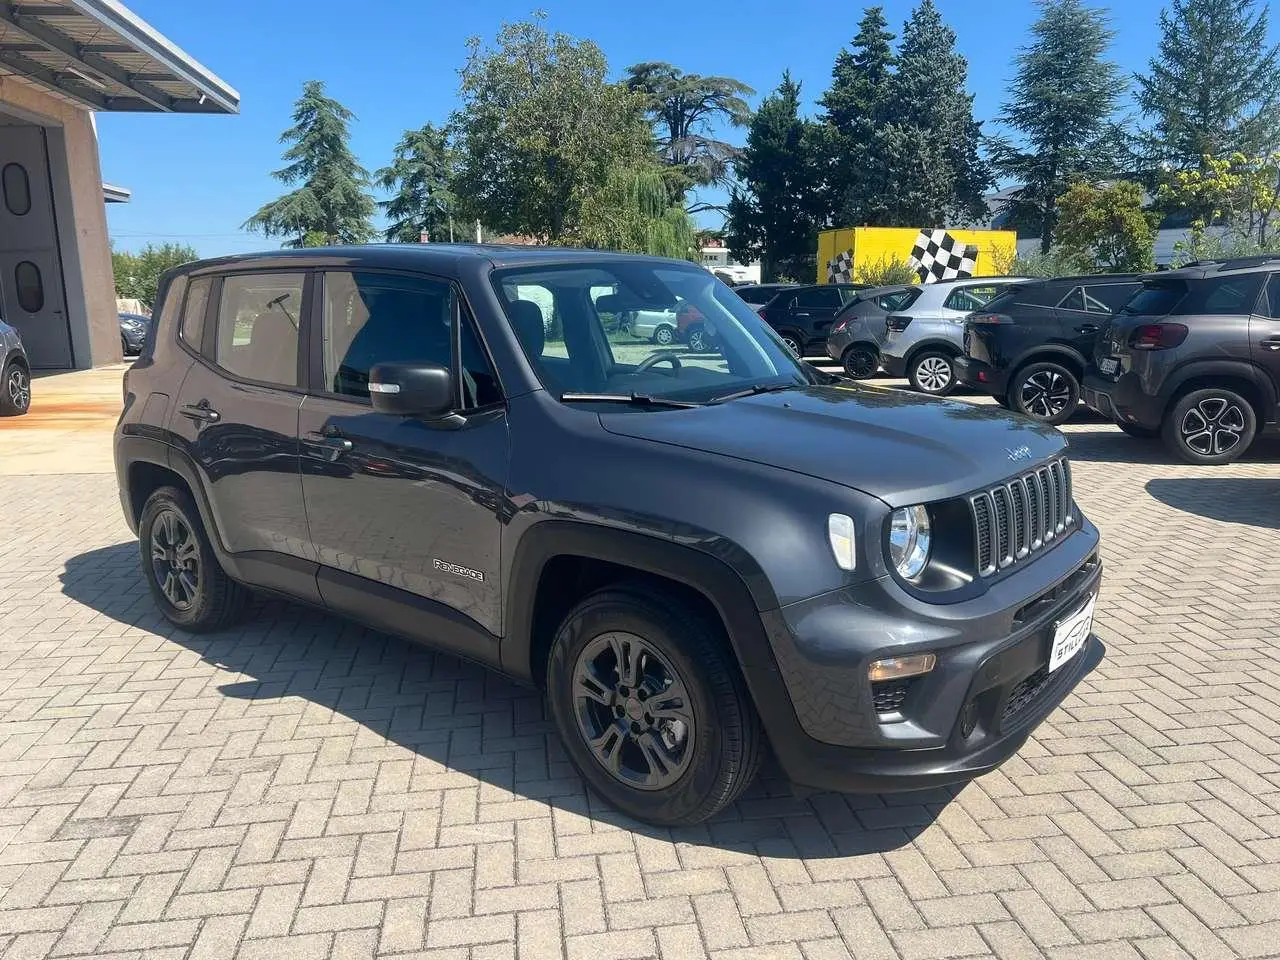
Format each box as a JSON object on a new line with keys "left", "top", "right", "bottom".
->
{"left": 908, "top": 351, "right": 957, "bottom": 396}
{"left": 138, "top": 486, "right": 250, "bottom": 631}
{"left": 779, "top": 331, "right": 804, "bottom": 357}
{"left": 1117, "top": 422, "right": 1159, "bottom": 439}
{"left": 687, "top": 325, "right": 713, "bottom": 353}
{"left": 546, "top": 585, "right": 764, "bottom": 826}
{"left": 0, "top": 359, "right": 30, "bottom": 416}
{"left": 1009, "top": 361, "right": 1079, "bottom": 425}
{"left": 841, "top": 344, "right": 879, "bottom": 379}
{"left": 1162, "top": 387, "right": 1256, "bottom": 465}
{"left": 652, "top": 325, "right": 675, "bottom": 346}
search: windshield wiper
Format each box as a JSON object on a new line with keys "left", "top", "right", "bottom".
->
{"left": 559, "top": 392, "right": 702, "bottom": 409}
{"left": 707, "top": 382, "right": 800, "bottom": 405}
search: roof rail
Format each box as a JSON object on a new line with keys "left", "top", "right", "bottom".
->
{"left": 1212, "top": 254, "right": 1280, "bottom": 270}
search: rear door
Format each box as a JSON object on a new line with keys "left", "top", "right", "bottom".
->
{"left": 1056, "top": 283, "right": 1139, "bottom": 356}
{"left": 1252, "top": 274, "right": 1280, "bottom": 420}
{"left": 169, "top": 270, "right": 313, "bottom": 564}
{"left": 785, "top": 286, "right": 845, "bottom": 343}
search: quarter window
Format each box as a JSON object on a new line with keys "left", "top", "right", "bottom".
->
{"left": 1261, "top": 274, "right": 1280, "bottom": 319}
{"left": 214, "top": 272, "right": 305, "bottom": 386}
{"left": 180, "top": 277, "right": 211, "bottom": 350}
{"left": 2, "top": 163, "right": 31, "bottom": 216}
{"left": 14, "top": 260, "right": 43, "bottom": 313}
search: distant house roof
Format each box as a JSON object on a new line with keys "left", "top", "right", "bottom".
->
{"left": 0, "top": 0, "right": 238, "bottom": 114}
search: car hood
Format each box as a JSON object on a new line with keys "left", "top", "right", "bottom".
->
{"left": 599, "top": 383, "right": 1066, "bottom": 507}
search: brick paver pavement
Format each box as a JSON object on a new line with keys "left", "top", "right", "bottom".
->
{"left": 1, "top": 416, "right": 1278, "bottom": 959}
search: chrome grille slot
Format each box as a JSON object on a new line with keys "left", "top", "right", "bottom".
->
{"left": 970, "top": 457, "right": 1073, "bottom": 578}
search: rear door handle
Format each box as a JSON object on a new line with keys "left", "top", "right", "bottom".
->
{"left": 306, "top": 430, "right": 353, "bottom": 452}
{"left": 1262, "top": 337, "right": 1280, "bottom": 351}
{"left": 179, "top": 402, "right": 220, "bottom": 423}
{"left": 1076, "top": 324, "right": 1099, "bottom": 334}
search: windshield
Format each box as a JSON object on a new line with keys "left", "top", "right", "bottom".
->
{"left": 491, "top": 261, "right": 819, "bottom": 404}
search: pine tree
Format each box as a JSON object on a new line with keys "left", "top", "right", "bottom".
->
{"left": 1137, "top": 0, "right": 1280, "bottom": 167}
{"left": 376, "top": 124, "right": 457, "bottom": 244}
{"left": 725, "top": 73, "right": 823, "bottom": 281}
{"left": 991, "top": 0, "right": 1125, "bottom": 251}
{"left": 817, "top": 7, "right": 896, "bottom": 225}
{"left": 244, "top": 81, "right": 375, "bottom": 247}
{"left": 877, "top": 0, "right": 991, "bottom": 226}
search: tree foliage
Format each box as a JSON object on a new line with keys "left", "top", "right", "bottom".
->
{"left": 816, "top": 2, "right": 989, "bottom": 228}
{"left": 244, "top": 81, "right": 375, "bottom": 247}
{"left": 1137, "top": 0, "right": 1280, "bottom": 168}
{"left": 577, "top": 165, "right": 698, "bottom": 259}
{"left": 375, "top": 124, "right": 457, "bottom": 243}
{"left": 1055, "top": 181, "right": 1158, "bottom": 272}
{"left": 451, "top": 15, "right": 654, "bottom": 243}
{"left": 1158, "top": 151, "right": 1280, "bottom": 249}
{"left": 725, "top": 73, "right": 824, "bottom": 281}
{"left": 624, "top": 62, "right": 753, "bottom": 206}
{"left": 111, "top": 243, "right": 200, "bottom": 308}
{"left": 991, "top": 0, "right": 1125, "bottom": 252}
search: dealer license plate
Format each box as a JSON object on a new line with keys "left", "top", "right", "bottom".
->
{"left": 1098, "top": 358, "right": 1119, "bottom": 375}
{"left": 1049, "top": 595, "right": 1095, "bottom": 673}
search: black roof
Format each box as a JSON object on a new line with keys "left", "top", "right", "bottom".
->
{"left": 1007, "top": 273, "right": 1144, "bottom": 287}
{"left": 179, "top": 244, "right": 705, "bottom": 278}
{"left": 1150, "top": 255, "right": 1280, "bottom": 280}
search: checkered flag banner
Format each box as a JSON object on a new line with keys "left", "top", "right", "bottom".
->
{"left": 908, "top": 229, "right": 979, "bottom": 283}
{"left": 827, "top": 249, "right": 854, "bottom": 284}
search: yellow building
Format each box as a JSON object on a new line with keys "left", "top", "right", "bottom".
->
{"left": 817, "top": 227, "right": 1017, "bottom": 285}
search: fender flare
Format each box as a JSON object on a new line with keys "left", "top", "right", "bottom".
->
{"left": 904, "top": 338, "right": 962, "bottom": 368}
{"left": 1009, "top": 344, "right": 1088, "bottom": 377}
{"left": 1157, "top": 358, "right": 1277, "bottom": 416}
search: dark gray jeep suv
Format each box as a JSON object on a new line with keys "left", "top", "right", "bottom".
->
{"left": 115, "top": 245, "right": 1102, "bottom": 825}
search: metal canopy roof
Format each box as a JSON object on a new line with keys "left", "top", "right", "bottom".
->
{"left": 0, "top": 0, "right": 238, "bottom": 114}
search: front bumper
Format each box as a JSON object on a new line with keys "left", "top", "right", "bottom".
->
{"left": 760, "top": 518, "right": 1102, "bottom": 793}
{"left": 1082, "top": 371, "right": 1163, "bottom": 429}
{"left": 953, "top": 356, "right": 1007, "bottom": 397}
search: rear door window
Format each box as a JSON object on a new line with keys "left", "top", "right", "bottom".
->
{"left": 793, "top": 287, "right": 843, "bottom": 310}
{"left": 944, "top": 285, "right": 1003, "bottom": 311}
{"left": 1086, "top": 282, "right": 1142, "bottom": 312}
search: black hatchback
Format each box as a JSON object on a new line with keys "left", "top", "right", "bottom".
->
{"left": 756, "top": 283, "right": 866, "bottom": 357}
{"left": 955, "top": 275, "right": 1141, "bottom": 424}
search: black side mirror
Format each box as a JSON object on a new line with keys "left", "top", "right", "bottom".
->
{"left": 369, "top": 362, "right": 454, "bottom": 419}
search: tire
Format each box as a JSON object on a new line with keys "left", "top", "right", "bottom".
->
{"left": 1117, "top": 422, "right": 1159, "bottom": 439}
{"left": 779, "top": 331, "right": 804, "bottom": 357}
{"left": 993, "top": 396, "right": 1012, "bottom": 409}
{"left": 1008, "top": 361, "right": 1080, "bottom": 425}
{"left": 687, "top": 325, "right": 712, "bottom": 353}
{"left": 138, "top": 486, "right": 250, "bottom": 631}
{"left": 121, "top": 334, "right": 132, "bottom": 356}
{"left": 545, "top": 584, "right": 765, "bottom": 826}
{"left": 1161, "top": 387, "right": 1257, "bottom": 465}
{"left": 0, "top": 359, "right": 30, "bottom": 416}
{"left": 841, "top": 344, "right": 879, "bottom": 379}
{"left": 908, "top": 350, "right": 957, "bottom": 396}
{"left": 652, "top": 325, "right": 675, "bottom": 346}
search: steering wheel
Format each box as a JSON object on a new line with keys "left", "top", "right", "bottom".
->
{"left": 634, "top": 353, "right": 682, "bottom": 376}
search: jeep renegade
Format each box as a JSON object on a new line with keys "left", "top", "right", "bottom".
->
{"left": 115, "top": 246, "right": 1102, "bottom": 825}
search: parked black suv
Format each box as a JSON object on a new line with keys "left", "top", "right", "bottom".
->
{"left": 115, "top": 245, "right": 1101, "bottom": 825}
{"left": 956, "top": 276, "right": 1141, "bottom": 424}
{"left": 1083, "top": 258, "right": 1280, "bottom": 464}
{"left": 756, "top": 282, "right": 866, "bottom": 356}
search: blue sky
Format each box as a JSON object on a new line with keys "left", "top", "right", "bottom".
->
{"left": 101, "top": 0, "right": 1254, "bottom": 257}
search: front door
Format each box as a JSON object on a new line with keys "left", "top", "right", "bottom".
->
{"left": 0, "top": 125, "right": 71, "bottom": 368}
{"left": 1253, "top": 274, "right": 1280, "bottom": 420}
{"left": 298, "top": 269, "right": 508, "bottom": 638}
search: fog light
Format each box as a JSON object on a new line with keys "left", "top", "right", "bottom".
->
{"left": 868, "top": 653, "right": 936, "bottom": 683}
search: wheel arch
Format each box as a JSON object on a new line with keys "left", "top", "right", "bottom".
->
{"left": 904, "top": 338, "right": 962, "bottom": 370}
{"left": 1009, "top": 346, "right": 1087, "bottom": 382}
{"left": 1158, "top": 360, "right": 1276, "bottom": 424}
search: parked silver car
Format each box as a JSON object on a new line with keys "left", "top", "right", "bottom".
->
{"left": 1, "top": 316, "right": 32, "bottom": 415}
{"left": 624, "top": 307, "right": 680, "bottom": 345}
{"left": 879, "top": 277, "right": 1029, "bottom": 395}
{"left": 824, "top": 284, "right": 923, "bottom": 378}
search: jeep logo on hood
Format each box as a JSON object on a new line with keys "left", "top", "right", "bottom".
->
{"left": 1006, "top": 445, "right": 1034, "bottom": 463}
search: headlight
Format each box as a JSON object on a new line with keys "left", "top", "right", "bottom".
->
{"left": 889, "top": 505, "right": 931, "bottom": 579}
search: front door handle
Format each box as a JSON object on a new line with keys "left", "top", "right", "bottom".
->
{"left": 1076, "top": 324, "right": 1099, "bottom": 334}
{"left": 305, "top": 430, "right": 353, "bottom": 452}
{"left": 179, "top": 401, "right": 220, "bottom": 424}
{"left": 1262, "top": 337, "right": 1280, "bottom": 351}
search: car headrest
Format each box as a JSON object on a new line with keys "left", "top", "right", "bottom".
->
{"left": 508, "top": 300, "right": 545, "bottom": 357}
{"left": 594, "top": 294, "right": 625, "bottom": 315}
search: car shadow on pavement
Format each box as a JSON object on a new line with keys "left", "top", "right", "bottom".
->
{"left": 1145, "top": 477, "right": 1280, "bottom": 529}
{"left": 61, "top": 542, "right": 966, "bottom": 857}
{"left": 1065, "top": 427, "right": 1280, "bottom": 465}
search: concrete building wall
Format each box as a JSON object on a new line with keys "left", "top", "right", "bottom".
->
{"left": 0, "top": 77, "right": 121, "bottom": 369}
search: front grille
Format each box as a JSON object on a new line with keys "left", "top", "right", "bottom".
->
{"left": 1002, "top": 667, "right": 1050, "bottom": 722}
{"left": 971, "top": 458, "right": 1073, "bottom": 577}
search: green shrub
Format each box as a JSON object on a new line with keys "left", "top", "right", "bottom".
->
{"left": 855, "top": 254, "right": 919, "bottom": 287}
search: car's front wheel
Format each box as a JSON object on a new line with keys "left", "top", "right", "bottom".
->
{"left": 1010, "top": 361, "right": 1079, "bottom": 425}
{"left": 1162, "top": 387, "right": 1257, "bottom": 465}
{"left": 779, "top": 331, "right": 804, "bottom": 357}
{"left": 138, "top": 486, "right": 250, "bottom": 631}
{"left": 546, "top": 585, "right": 764, "bottom": 826}
{"left": 841, "top": 344, "right": 879, "bottom": 379}
{"left": 908, "top": 351, "right": 957, "bottom": 396}
{"left": 1, "top": 359, "right": 30, "bottom": 416}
